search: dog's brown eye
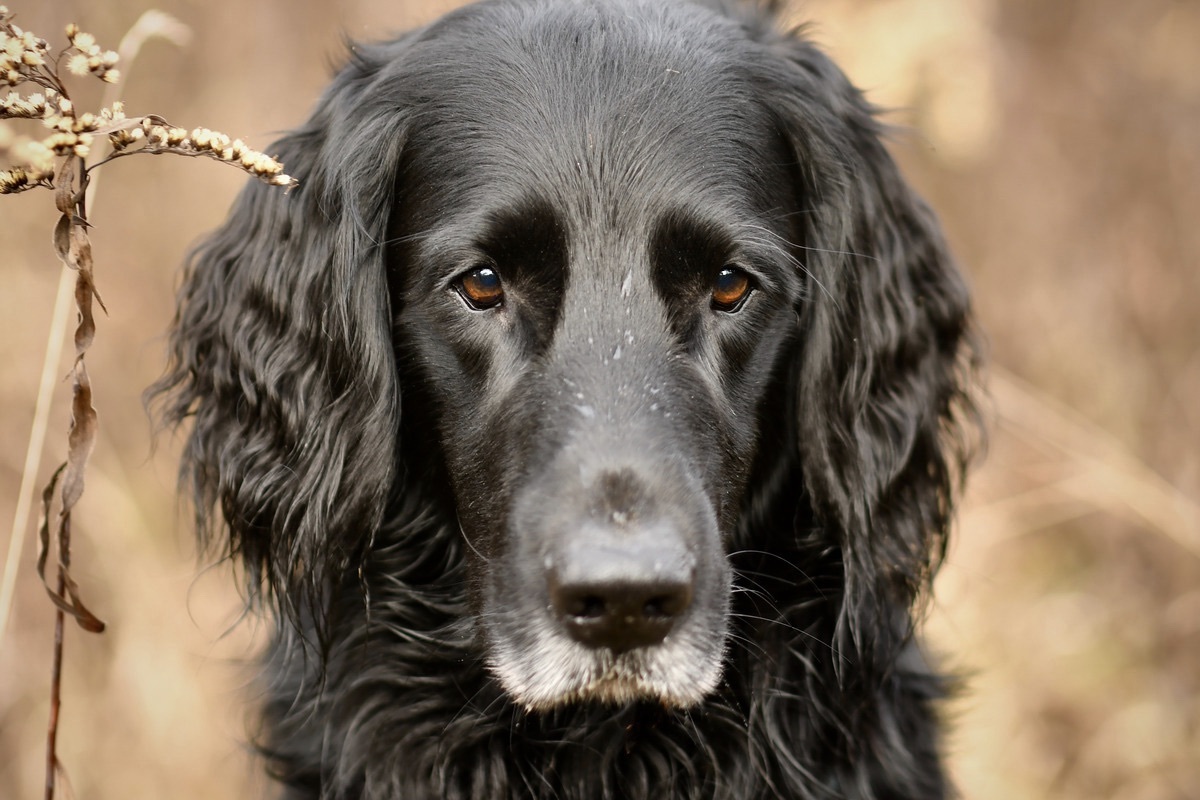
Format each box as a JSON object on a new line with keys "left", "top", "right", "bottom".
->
{"left": 457, "top": 266, "right": 504, "bottom": 309}
{"left": 711, "top": 267, "right": 752, "bottom": 312}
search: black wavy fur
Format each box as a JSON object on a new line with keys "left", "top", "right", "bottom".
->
{"left": 153, "top": 0, "right": 982, "bottom": 797}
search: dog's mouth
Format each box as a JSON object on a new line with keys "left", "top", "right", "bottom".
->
{"left": 480, "top": 542, "right": 729, "bottom": 710}
{"left": 484, "top": 620, "right": 728, "bottom": 711}
{"left": 554, "top": 649, "right": 721, "bottom": 709}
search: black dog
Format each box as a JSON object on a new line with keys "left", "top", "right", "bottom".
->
{"left": 156, "top": 0, "right": 980, "bottom": 797}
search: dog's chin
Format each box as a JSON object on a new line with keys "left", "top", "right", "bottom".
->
{"left": 484, "top": 621, "right": 728, "bottom": 712}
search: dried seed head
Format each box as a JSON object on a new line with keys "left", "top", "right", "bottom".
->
{"left": 44, "top": 129, "right": 82, "bottom": 155}
{"left": 0, "top": 132, "right": 55, "bottom": 192}
{"left": 1, "top": 89, "right": 47, "bottom": 118}
{"left": 52, "top": 25, "right": 119, "bottom": 83}
{"left": 0, "top": 165, "right": 30, "bottom": 192}
{"left": 4, "top": 13, "right": 295, "bottom": 193}
{"left": 66, "top": 52, "right": 88, "bottom": 75}
{"left": 108, "top": 126, "right": 144, "bottom": 151}
{"left": 71, "top": 31, "right": 95, "bottom": 52}
{"left": 252, "top": 153, "right": 284, "bottom": 177}
{"left": 2, "top": 12, "right": 51, "bottom": 86}
{"left": 96, "top": 101, "right": 123, "bottom": 124}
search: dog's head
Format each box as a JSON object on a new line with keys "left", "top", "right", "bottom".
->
{"left": 157, "top": 0, "right": 977, "bottom": 711}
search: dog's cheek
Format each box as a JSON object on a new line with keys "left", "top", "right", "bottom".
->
{"left": 707, "top": 311, "right": 801, "bottom": 531}
{"left": 396, "top": 302, "right": 519, "bottom": 560}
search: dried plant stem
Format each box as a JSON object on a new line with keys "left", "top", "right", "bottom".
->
{"left": 0, "top": 11, "right": 192, "bottom": 646}
{"left": 2, "top": 9, "right": 293, "bottom": 794}
{"left": 45, "top": 518, "right": 68, "bottom": 800}
{"left": 37, "top": 156, "right": 106, "bottom": 800}
{"left": 0, "top": 268, "right": 72, "bottom": 642}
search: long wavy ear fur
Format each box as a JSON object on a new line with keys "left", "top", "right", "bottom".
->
{"left": 761, "top": 34, "right": 982, "bottom": 665}
{"left": 151, "top": 41, "right": 415, "bottom": 628}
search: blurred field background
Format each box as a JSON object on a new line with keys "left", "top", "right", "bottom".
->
{"left": 2, "top": 0, "right": 1198, "bottom": 797}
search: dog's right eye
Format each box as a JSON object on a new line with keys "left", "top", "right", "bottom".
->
{"left": 455, "top": 266, "right": 505, "bottom": 310}
{"left": 710, "top": 267, "right": 753, "bottom": 312}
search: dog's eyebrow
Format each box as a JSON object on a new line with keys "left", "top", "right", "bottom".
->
{"left": 474, "top": 196, "right": 568, "bottom": 281}
{"left": 396, "top": 193, "right": 568, "bottom": 284}
{"left": 649, "top": 206, "right": 796, "bottom": 290}
{"left": 650, "top": 207, "right": 737, "bottom": 285}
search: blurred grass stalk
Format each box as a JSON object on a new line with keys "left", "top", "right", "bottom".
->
{"left": 973, "top": 368, "right": 1200, "bottom": 556}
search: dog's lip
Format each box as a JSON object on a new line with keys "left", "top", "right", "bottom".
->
{"left": 568, "top": 669, "right": 668, "bottom": 704}
{"left": 517, "top": 665, "right": 710, "bottom": 711}
{"left": 484, "top": 605, "right": 729, "bottom": 711}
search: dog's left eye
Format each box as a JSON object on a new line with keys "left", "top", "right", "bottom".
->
{"left": 455, "top": 266, "right": 505, "bottom": 310}
{"left": 711, "top": 267, "right": 753, "bottom": 312}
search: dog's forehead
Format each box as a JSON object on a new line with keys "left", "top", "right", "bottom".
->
{"left": 399, "top": 0, "right": 783, "bottom": 223}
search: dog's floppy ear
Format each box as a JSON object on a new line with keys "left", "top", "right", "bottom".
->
{"left": 153, "top": 42, "right": 414, "bottom": 624}
{"left": 762, "top": 35, "right": 981, "bottom": 653}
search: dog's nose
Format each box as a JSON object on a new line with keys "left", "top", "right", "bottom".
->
{"left": 547, "top": 538, "right": 694, "bottom": 653}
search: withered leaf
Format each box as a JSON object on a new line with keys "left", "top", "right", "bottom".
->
{"left": 60, "top": 362, "right": 97, "bottom": 514}
{"left": 35, "top": 463, "right": 66, "bottom": 593}
{"left": 53, "top": 158, "right": 76, "bottom": 216}
{"left": 72, "top": 269, "right": 98, "bottom": 358}
{"left": 57, "top": 525, "right": 106, "bottom": 634}
{"left": 52, "top": 214, "right": 71, "bottom": 267}
{"left": 35, "top": 463, "right": 105, "bottom": 633}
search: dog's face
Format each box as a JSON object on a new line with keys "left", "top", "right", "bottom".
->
{"left": 389, "top": 5, "right": 804, "bottom": 709}
{"left": 159, "top": 0, "right": 977, "bottom": 758}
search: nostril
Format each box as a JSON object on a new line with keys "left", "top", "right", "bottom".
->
{"left": 547, "top": 567, "right": 694, "bottom": 653}
{"left": 568, "top": 594, "right": 607, "bottom": 620}
{"left": 643, "top": 593, "right": 685, "bottom": 619}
